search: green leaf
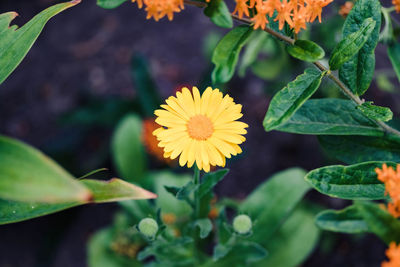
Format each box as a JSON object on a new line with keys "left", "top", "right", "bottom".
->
{"left": 0, "top": 1, "right": 80, "bottom": 85}
{"left": 204, "top": 0, "right": 233, "bottom": 29}
{"left": 329, "top": 18, "right": 376, "bottom": 70}
{"left": 305, "top": 161, "right": 396, "bottom": 200}
{"left": 388, "top": 42, "right": 400, "bottom": 84}
{"left": 263, "top": 68, "right": 325, "bottom": 131}
{"left": 315, "top": 205, "right": 369, "bottom": 234}
{"left": 254, "top": 206, "right": 320, "bottom": 267}
{"left": 0, "top": 178, "right": 156, "bottom": 225}
{"left": 276, "top": 99, "right": 383, "bottom": 136}
{"left": 111, "top": 114, "right": 147, "bottom": 184}
{"left": 211, "top": 25, "right": 253, "bottom": 84}
{"left": 194, "top": 218, "right": 213, "bottom": 239}
{"left": 356, "top": 201, "right": 400, "bottom": 244}
{"left": 239, "top": 31, "right": 269, "bottom": 77}
{"left": 212, "top": 240, "right": 268, "bottom": 265}
{"left": 198, "top": 169, "right": 229, "bottom": 199}
{"left": 97, "top": 0, "right": 128, "bottom": 9}
{"left": 131, "top": 55, "right": 161, "bottom": 117}
{"left": 356, "top": 102, "right": 393, "bottom": 122}
{"left": 318, "top": 135, "right": 400, "bottom": 164}
{"left": 240, "top": 168, "right": 310, "bottom": 242}
{"left": 0, "top": 135, "right": 90, "bottom": 203}
{"left": 88, "top": 228, "right": 140, "bottom": 267}
{"left": 338, "top": 0, "right": 381, "bottom": 95}
{"left": 287, "top": 40, "right": 325, "bottom": 62}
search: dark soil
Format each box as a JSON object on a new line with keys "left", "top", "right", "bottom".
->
{"left": 0, "top": 0, "right": 397, "bottom": 266}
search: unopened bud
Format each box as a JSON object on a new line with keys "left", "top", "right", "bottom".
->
{"left": 233, "top": 214, "right": 252, "bottom": 234}
{"left": 138, "top": 218, "right": 158, "bottom": 238}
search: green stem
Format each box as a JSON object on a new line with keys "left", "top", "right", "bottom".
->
{"left": 193, "top": 165, "right": 201, "bottom": 219}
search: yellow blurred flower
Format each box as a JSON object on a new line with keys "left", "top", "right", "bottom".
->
{"left": 382, "top": 242, "right": 400, "bottom": 267}
{"left": 376, "top": 164, "right": 400, "bottom": 218}
{"left": 339, "top": 1, "right": 353, "bottom": 18}
{"left": 142, "top": 118, "right": 172, "bottom": 164}
{"left": 394, "top": 0, "right": 400, "bottom": 13}
{"left": 153, "top": 87, "right": 248, "bottom": 172}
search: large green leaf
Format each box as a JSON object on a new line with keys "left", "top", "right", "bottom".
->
{"left": 388, "top": 42, "right": 400, "bottom": 84}
{"left": 0, "top": 178, "right": 156, "bottom": 225}
{"left": 319, "top": 135, "right": 400, "bottom": 164}
{"left": 97, "top": 0, "right": 128, "bottom": 9}
{"left": 240, "top": 168, "right": 310, "bottom": 242}
{"left": 263, "top": 68, "right": 325, "bottom": 131}
{"left": 88, "top": 228, "right": 141, "bottom": 267}
{"left": 338, "top": 0, "right": 381, "bottom": 95}
{"left": 254, "top": 207, "right": 320, "bottom": 267}
{"left": 356, "top": 201, "right": 400, "bottom": 244}
{"left": 211, "top": 25, "right": 252, "bottom": 84}
{"left": 0, "top": 135, "right": 90, "bottom": 203}
{"left": 287, "top": 40, "right": 325, "bottom": 62}
{"left": 111, "top": 114, "right": 147, "bottom": 184}
{"left": 305, "top": 161, "right": 396, "bottom": 200}
{"left": 315, "top": 205, "right": 369, "bottom": 234}
{"left": 329, "top": 18, "right": 376, "bottom": 70}
{"left": 0, "top": 0, "right": 80, "bottom": 85}
{"left": 204, "top": 0, "right": 233, "bottom": 29}
{"left": 275, "top": 99, "right": 383, "bottom": 136}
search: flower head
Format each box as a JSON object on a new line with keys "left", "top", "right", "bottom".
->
{"left": 394, "top": 0, "right": 400, "bottom": 13}
{"left": 339, "top": 1, "right": 353, "bottom": 18}
{"left": 153, "top": 87, "right": 248, "bottom": 172}
{"left": 376, "top": 164, "right": 400, "bottom": 218}
{"left": 140, "top": 0, "right": 183, "bottom": 21}
{"left": 382, "top": 242, "right": 400, "bottom": 267}
{"left": 142, "top": 118, "right": 172, "bottom": 163}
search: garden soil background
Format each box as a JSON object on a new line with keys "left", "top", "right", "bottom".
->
{"left": 0, "top": 0, "right": 398, "bottom": 266}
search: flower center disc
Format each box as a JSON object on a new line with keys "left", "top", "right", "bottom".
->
{"left": 187, "top": 115, "right": 214, "bottom": 140}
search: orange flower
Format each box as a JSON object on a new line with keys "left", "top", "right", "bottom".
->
{"left": 274, "top": 0, "right": 294, "bottom": 30}
{"left": 132, "top": 0, "right": 144, "bottom": 9}
{"left": 162, "top": 213, "right": 177, "bottom": 224}
{"left": 305, "top": 0, "right": 333, "bottom": 23}
{"left": 394, "top": 0, "right": 400, "bottom": 13}
{"left": 376, "top": 164, "right": 400, "bottom": 218}
{"left": 339, "top": 1, "right": 353, "bottom": 18}
{"left": 142, "top": 118, "right": 172, "bottom": 163}
{"left": 233, "top": 0, "right": 250, "bottom": 19}
{"left": 139, "top": 0, "right": 183, "bottom": 21}
{"left": 382, "top": 242, "right": 400, "bottom": 267}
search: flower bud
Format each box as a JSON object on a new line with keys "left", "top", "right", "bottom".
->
{"left": 233, "top": 214, "right": 252, "bottom": 234}
{"left": 138, "top": 218, "right": 158, "bottom": 238}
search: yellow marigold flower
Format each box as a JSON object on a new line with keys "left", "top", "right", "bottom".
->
{"left": 394, "top": 0, "right": 400, "bottom": 13}
{"left": 153, "top": 87, "right": 248, "bottom": 172}
{"left": 382, "top": 242, "right": 400, "bottom": 267}
{"left": 376, "top": 164, "right": 400, "bottom": 218}
{"left": 142, "top": 118, "right": 172, "bottom": 163}
{"left": 339, "top": 1, "right": 353, "bottom": 18}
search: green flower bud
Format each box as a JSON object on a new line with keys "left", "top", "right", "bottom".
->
{"left": 233, "top": 214, "right": 252, "bottom": 234}
{"left": 138, "top": 218, "right": 158, "bottom": 238}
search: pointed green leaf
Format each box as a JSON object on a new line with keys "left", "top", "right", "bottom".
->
{"left": 0, "top": 1, "right": 81, "bottom": 85}
{"left": 287, "top": 40, "right": 325, "bottom": 62}
{"left": 97, "top": 0, "right": 128, "bottom": 9}
{"left": 305, "top": 161, "right": 396, "bottom": 200}
{"left": 194, "top": 218, "right": 213, "bottom": 239}
{"left": 356, "top": 201, "right": 400, "bottom": 244}
{"left": 315, "top": 205, "right": 369, "bottom": 234}
{"left": 111, "top": 114, "right": 147, "bottom": 183}
{"left": 211, "top": 25, "right": 253, "bottom": 84}
{"left": 276, "top": 99, "right": 383, "bottom": 136}
{"left": 0, "top": 178, "right": 156, "bottom": 225}
{"left": 198, "top": 169, "right": 229, "bottom": 199}
{"left": 329, "top": 18, "right": 376, "bottom": 70}
{"left": 357, "top": 102, "right": 393, "bottom": 122}
{"left": 338, "top": 0, "right": 381, "bottom": 95}
{"left": 318, "top": 135, "right": 400, "bottom": 164}
{"left": 263, "top": 68, "right": 326, "bottom": 131}
{"left": 204, "top": 0, "right": 233, "bottom": 29}
{"left": 0, "top": 135, "right": 90, "bottom": 203}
